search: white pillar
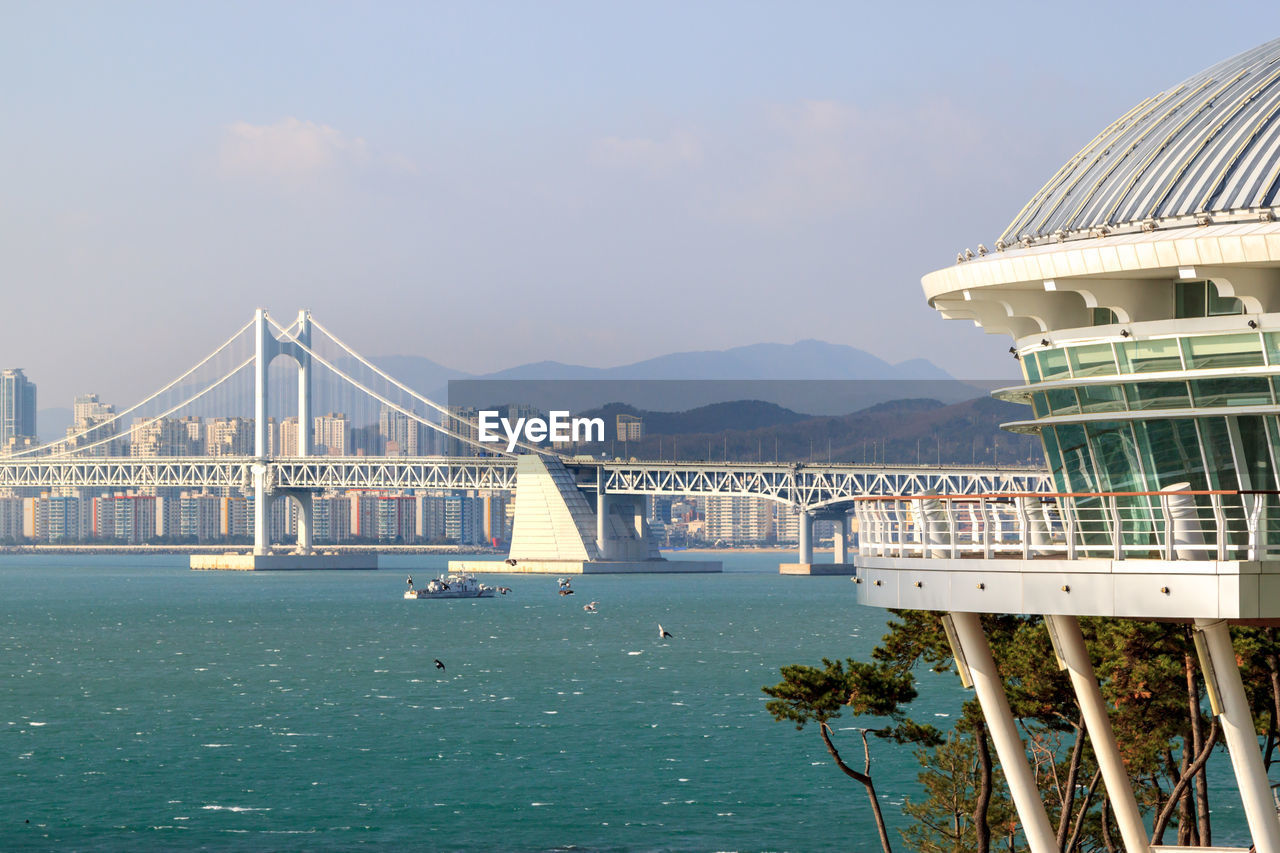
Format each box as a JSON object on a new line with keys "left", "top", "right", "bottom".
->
{"left": 832, "top": 516, "right": 848, "bottom": 563}
{"left": 913, "top": 493, "right": 949, "bottom": 558}
{"left": 596, "top": 469, "right": 609, "bottom": 559}
{"left": 633, "top": 497, "right": 647, "bottom": 540}
{"left": 296, "top": 310, "right": 312, "bottom": 456}
{"left": 1165, "top": 482, "right": 1210, "bottom": 560}
{"left": 949, "top": 612, "right": 1057, "bottom": 853}
{"left": 1045, "top": 615, "right": 1149, "bottom": 852}
{"left": 253, "top": 309, "right": 270, "bottom": 556}
{"left": 1195, "top": 618, "right": 1280, "bottom": 853}
{"left": 799, "top": 510, "right": 814, "bottom": 564}
{"left": 294, "top": 492, "right": 313, "bottom": 554}
{"left": 253, "top": 463, "right": 269, "bottom": 555}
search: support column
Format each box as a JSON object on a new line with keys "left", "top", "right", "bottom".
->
{"left": 949, "top": 612, "right": 1057, "bottom": 853}
{"left": 633, "top": 497, "right": 647, "bottom": 541}
{"left": 799, "top": 510, "right": 814, "bottom": 564}
{"left": 596, "top": 468, "right": 610, "bottom": 559}
{"left": 294, "top": 492, "right": 313, "bottom": 555}
{"left": 253, "top": 463, "right": 269, "bottom": 555}
{"left": 832, "top": 516, "right": 848, "bottom": 563}
{"left": 253, "top": 309, "right": 270, "bottom": 555}
{"left": 295, "top": 310, "right": 312, "bottom": 456}
{"left": 1195, "top": 618, "right": 1280, "bottom": 853}
{"left": 1044, "top": 615, "right": 1149, "bottom": 852}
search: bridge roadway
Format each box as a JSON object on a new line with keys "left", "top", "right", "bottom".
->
{"left": 0, "top": 455, "right": 1048, "bottom": 508}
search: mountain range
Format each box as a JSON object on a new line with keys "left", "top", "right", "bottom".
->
{"left": 35, "top": 340, "right": 954, "bottom": 442}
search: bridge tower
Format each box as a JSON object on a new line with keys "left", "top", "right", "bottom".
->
{"left": 252, "top": 308, "right": 312, "bottom": 555}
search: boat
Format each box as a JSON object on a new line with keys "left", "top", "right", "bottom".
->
{"left": 404, "top": 573, "right": 495, "bottom": 599}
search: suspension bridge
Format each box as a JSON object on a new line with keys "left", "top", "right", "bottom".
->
{"left": 1, "top": 309, "right": 1048, "bottom": 572}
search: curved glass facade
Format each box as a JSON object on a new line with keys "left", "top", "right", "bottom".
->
{"left": 1013, "top": 322, "right": 1280, "bottom": 550}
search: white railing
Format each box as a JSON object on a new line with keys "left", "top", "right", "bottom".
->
{"left": 854, "top": 489, "right": 1280, "bottom": 562}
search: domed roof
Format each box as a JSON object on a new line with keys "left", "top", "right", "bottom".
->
{"left": 1000, "top": 38, "right": 1280, "bottom": 246}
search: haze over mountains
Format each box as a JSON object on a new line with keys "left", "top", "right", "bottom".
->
{"left": 36, "top": 340, "right": 954, "bottom": 442}
{"left": 375, "top": 338, "right": 951, "bottom": 395}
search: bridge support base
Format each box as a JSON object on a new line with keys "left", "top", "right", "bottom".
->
{"left": 779, "top": 562, "right": 856, "bottom": 576}
{"left": 448, "top": 558, "right": 720, "bottom": 575}
{"left": 190, "top": 553, "right": 377, "bottom": 571}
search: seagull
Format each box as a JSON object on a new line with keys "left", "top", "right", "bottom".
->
{"left": 658, "top": 624, "right": 673, "bottom": 639}
{"left": 583, "top": 601, "right": 598, "bottom": 613}
{"left": 434, "top": 659, "right": 445, "bottom": 671}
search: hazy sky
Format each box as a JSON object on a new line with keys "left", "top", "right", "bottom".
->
{"left": 3, "top": 2, "right": 1279, "bottom": 407}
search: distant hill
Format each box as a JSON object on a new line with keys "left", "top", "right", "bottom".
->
{"left": 563, "top": 395, "right": 1040, "bottom": 467}
{"left": 580, "top": 400, "right": 811, "bottom": 435}
{"left": 374, "top": 339, "right": 952, "bottom": 397}
{"left": 477, "top": 339, "right": 952, "bottom": 381}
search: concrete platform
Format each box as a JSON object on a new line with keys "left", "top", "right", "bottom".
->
{"left": 779, "top": 562, "right": 858, "bottom": 576}
{"left": 448, "top": 558, "right": 721, "bottom": 575}
{"left": 190, "top": 553, "right": 379, "bottom": 571}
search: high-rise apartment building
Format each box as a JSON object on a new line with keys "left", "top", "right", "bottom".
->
{"left": 314, "top": 413, "right": 348, "bottom": 456}
{"left": 0, "top": 369, "right": 37, "bottom": 449}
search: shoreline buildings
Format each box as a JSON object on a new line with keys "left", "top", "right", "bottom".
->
{"left": 855, "top": 38, "right": 1280, "bottom": 851}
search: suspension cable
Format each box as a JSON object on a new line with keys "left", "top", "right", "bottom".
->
{"left": 11, "top": 317, "right": 256, "bottom": 458}
{"left": 39, "top": 356, "right": 255, "bottom": 459}
{"left": 269, "top": 318, "right": 545, "bottom": 457}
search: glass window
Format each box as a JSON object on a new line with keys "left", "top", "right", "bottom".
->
{"left": 1021, "top": 352, "right": 1041, "bottom": 384}
{"left": 1076, "top": 384, "right": 1126, "bottom": 413}
{"left": 1175, "top": 281, "right": 1207, "bottom": 318}
{"left": 1190, "top": 377, "right": 1271, "bottom": 408}
{"left": 1125, "top": 381, "right": 1191, "bottom": 410}
{"left": 1092, "top": 307, "right": 1119, "bottom": 326}
{"left": 1035, "top": 348, "right": 1070, "bottom": 380}
{"left": 1181, "top": 334, "right": 1264, "bottom": 369}
{"left": 1052, "top": 424, "right": 1098, "bottom": 492}
{"left": 1069, "top": 343, "right": 1118, "bottom": 377}
{"left": 1118, "top": 339, "right": 1182, "bottom": 374}
{"left": 1045, "top": 388, "right": 1080, "bottom": 415}
{"left": 1198, "top": 417, "right": 1239, "bottom": 491}
{"left": 1086, "top": 422, "right": 1144, "bottom": 493}
{"left": 1133, "top": 418, "right": 1209, "bottom": 492}
{"left": 1237, "top": 415, "right": 1274, "bottom": 490}
{"left": 1031, "top": 392, "right": 1051, "bottom": 418}
{"left": 1208, "top": 281, "right": 1244, "bottom": 316}
{"left": 1040, "top": 426, "right": 1067, "bottom": 494}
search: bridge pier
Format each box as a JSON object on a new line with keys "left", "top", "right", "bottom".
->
{"left": 453, "top": 454, "right": 718, "bottom": 574}
{"left": 832, "top": 516, "right": 848, "bottom": 564}
{"left": 292, "top": 491, "right": 313, "bottom": 555}
{"left": 781, "top": 510, "right": 857, "bottom": 575}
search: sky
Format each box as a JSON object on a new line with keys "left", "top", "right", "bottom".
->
{"left": 3, "top": 1, "right": 1280, "bottom": 408}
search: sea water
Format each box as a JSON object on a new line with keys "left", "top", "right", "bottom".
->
{"left": 0, "top": 552, "right": 1252, "bottom": 851}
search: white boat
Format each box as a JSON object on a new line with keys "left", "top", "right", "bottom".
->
{"left": 404, "top": 573, "right": 495, "bottom": 599}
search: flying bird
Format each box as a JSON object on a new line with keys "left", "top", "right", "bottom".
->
{"left": 434, "top": 659, "right": 445, "bottom": 671}
{"left": 583, "top": 601, "right": 598, "bottom": 613}
{"left": 658, "top": 624, "right": 673, "bottom": 639}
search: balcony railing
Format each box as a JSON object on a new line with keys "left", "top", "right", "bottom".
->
{"left": 853, "top": 488, "right": 1280, "bottom": 562}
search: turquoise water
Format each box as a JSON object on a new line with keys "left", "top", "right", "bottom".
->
{"left": 0, "top": 552, "right": 1253, "bottom": 851}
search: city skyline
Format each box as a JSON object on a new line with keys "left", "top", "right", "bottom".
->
{"left": 5, "top": 3, "right": 1280, "bottom": 408}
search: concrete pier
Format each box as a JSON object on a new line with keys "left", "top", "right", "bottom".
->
{"left": 779, "top": 562, "right": 856, "bottom": 576}
{"left": 449, "top": 558, "right": 720, "bottom": 575}
{"left": 191, "top": 553, "right": 378, "bottom": 571}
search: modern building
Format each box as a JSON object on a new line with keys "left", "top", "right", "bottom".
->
{"left": 205, "top": 417, "right": 254, "bottom": 457}
{"left": 854, "top": 38, "right": 1280, "bottom": 852}
{"left": 379, "top": 406, "right": 422, "bottom": 456}
{"left": 314, "top": 413, "right": 348, "bottom": 456}
{"left": 0, "top": 368, "right": 37, "bottom": 450}
{"left": 616, "top": 413, "right": 643, "bottom": 442}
